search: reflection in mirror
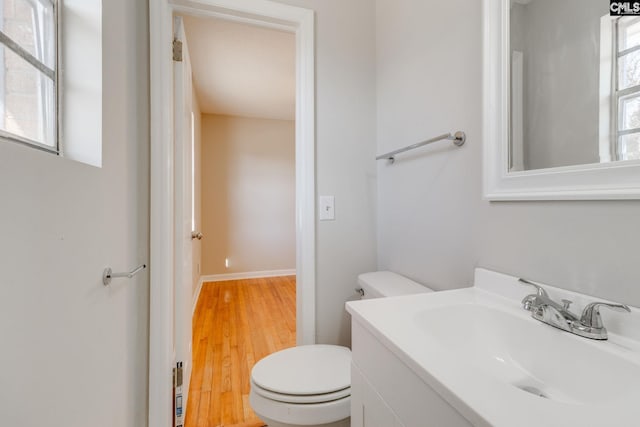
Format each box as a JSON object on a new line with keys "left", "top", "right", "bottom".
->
{"left": 509, "top": 0, "right": 640, "bottom": 171}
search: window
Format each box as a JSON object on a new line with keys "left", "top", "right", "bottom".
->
{"left": 614, "top": 17, "right": 640, "bottom": 161}
{"left": 0, "top": 0, "right": 57, "bottom": 152}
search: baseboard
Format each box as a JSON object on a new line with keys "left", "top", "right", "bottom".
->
{"left": 192, "top": 276, "right": 204, "bottom": 315}
{"left": 192, "top": 269, "right": 295, "bottom": 313}
{"left": 200, "top": 269, "right": 296, "bottom": 284}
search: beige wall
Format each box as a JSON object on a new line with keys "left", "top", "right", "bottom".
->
{"left": 201, "top": 114, "right": 295, "bottom": 276}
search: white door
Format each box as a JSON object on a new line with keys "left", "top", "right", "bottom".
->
{"left": 173, "top": 15, "right": 195, "bottom": 424}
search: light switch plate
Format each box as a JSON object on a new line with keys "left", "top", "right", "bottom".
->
{"left": 319, "top": 196, "right": 335, "bottom": 221}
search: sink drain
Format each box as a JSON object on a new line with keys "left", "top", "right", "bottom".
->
{"left": 517, "top": 385, "right": 548, "bottom": 399}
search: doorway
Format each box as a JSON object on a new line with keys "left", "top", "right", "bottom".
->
{"left": 179, "top": 12, "right": 298, "bottom": 425}
{"left": 148, "top": 1, "right": 316, "bottom": 426}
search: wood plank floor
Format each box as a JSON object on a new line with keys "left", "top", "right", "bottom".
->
{"left": 185, "top": 276, "right": 296, "bottom": 427}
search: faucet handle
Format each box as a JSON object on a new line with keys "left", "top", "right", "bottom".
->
{"left": 561, "top": 299, "right": 573, "bottom": 311}
{"left": 518, "top": 278, "right": 549, "bottom": 298}
{"left": 580, "top": 302, "right": 631, "bottom": 329}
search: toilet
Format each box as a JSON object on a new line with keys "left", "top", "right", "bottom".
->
{"left": 249, "top": 271, "right": 433, "bottom": 427}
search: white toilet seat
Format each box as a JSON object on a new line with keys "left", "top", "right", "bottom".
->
{"left": 251, "top": 379, "right": 350, "bottom": 404}
{"left": 251, "top": 345, "right": 351, "bottom": 395}
{"left": 249, "top": 345, "right": 352, "bottom": 426}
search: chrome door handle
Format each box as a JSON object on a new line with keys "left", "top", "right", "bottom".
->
{"left": 191, "top": 231, "right": 204, "bottom": 240}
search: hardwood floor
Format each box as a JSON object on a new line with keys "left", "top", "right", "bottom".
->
{"left": 185, "top": 276, "right": 296, "bottom": 427}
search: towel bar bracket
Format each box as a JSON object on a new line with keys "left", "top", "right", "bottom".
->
{"left": 452, "top": 131, "right": 466, "bottom": 147}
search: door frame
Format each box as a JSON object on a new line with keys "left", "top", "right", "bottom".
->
{"left": 149, "top": 1, "right": 316, "bottom": 425}
{"left": 171, "top": 16, "right": 194, "bottom": 425}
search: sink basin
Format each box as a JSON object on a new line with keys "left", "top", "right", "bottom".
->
{"left": 346, "top": 268, "right": 640, "bottom": 427}
{"left": 414, "top": 303, "right": 640, "bottom": 405}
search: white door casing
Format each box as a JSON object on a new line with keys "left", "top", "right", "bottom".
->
{"left": 173, "top": 15, "right": 194, "bottom": 420}
{"left": 149, "top": 1, "right": 316, "bottom": 426}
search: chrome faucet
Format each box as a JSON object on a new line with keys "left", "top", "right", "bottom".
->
{"left": 519, "top": 278, "right": 631, "bottom": 340}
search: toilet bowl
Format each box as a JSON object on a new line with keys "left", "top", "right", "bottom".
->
{"left": 249, "top": 271, "right": 433, "bottom": 427}
{"left": 250, "top": 345, "right": 351, "bottom": 427}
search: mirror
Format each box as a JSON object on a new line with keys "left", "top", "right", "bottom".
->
{"left": 509, "top": 0, "right": 617, "bottom": 171}
{"left": 483, "top": 0, "right": 640, "bottom": 200}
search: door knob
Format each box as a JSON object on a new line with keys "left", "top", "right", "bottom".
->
{"left": 191, "top": 231, "right": 204, "bottom": 240}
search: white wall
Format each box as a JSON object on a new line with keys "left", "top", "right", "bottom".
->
{"left": 271, "top": 0, "right": 378, "bottom": 345}
{"left": 200, "top": 114, "right": 296, "bottom": 276}
{"left": 0, "top": 0, "right": 149, "bottom": 426}
{"left": 376, "top": 0, "right": 640, "bottom": 309}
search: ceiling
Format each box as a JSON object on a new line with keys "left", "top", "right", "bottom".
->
{"left": 182, "top": 15, "right": 295, "bottom": 121}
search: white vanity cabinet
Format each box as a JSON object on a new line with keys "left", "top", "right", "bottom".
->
{"left": 351, "top": 362, "right": 404, "bottom": 427}
{"left": 350, "top": 321, "right": 473, "bottom": 427}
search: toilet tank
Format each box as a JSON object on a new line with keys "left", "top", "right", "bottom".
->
{"left": 357, "top": 271, "right": 433, "bottom": 299}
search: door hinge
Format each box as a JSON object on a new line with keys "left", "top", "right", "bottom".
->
{"left": 173, "top": 39, "right": 183, "bottom": 62}
{"left": 174, "top": 362, "right": 184, "bottom": 427}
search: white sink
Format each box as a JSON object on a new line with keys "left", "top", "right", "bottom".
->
{"left": 346, "top": 268, "right": 640, "bottom": 426}
{"left": 415, "top": 303, "right": 640, "bottom": 405}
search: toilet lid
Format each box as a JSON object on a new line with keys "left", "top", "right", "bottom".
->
{"left": 251, "top": 345, "right": 351, "bottom": 396}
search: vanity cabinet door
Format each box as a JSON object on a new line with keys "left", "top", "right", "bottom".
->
{"left": 351, "top": 321, "right": 474, "bottom": 427}
{"left": 352, "top": 362, "right": 404, "bottom": 427}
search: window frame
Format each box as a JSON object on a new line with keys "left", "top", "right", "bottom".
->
{"left": 0, "top": 0, "right": 59, "bottom": 154}
{"left": 613, "top": 16, "right": 640, "bottom": 161}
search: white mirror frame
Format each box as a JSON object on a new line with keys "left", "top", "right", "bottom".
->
{"left": 483, "top": 0, "right": 640, "bottom": 200}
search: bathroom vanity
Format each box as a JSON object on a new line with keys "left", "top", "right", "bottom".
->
{"left": 349, "top": 321, "right": 473, "bottom": 427}
{"left": 346, "top": 268, "right": 640, "bottom": 427}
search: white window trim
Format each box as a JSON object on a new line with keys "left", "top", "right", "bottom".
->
{"left": 599, "top": 14, "right": 615, "bottom": 163}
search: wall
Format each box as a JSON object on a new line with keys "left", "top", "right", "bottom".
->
{"left": 376, "top": 0, "right": 640, "bottom": 310}
{"left": 513, "top": 0, "right": 606, "bottom": 170}
{"left": 268, "top": 0, "right": 378, "bottom": 345}
{"left": 0, "top": 0, "right": 149, "bottom": 426}
{"left": 201, "top": 114, "right": 296, "bottom": 275}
